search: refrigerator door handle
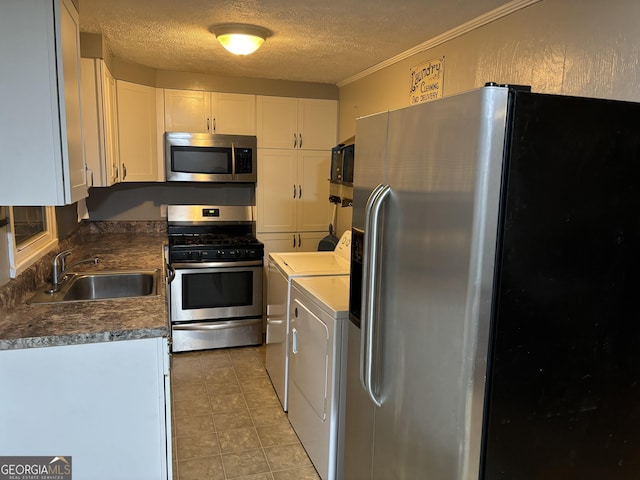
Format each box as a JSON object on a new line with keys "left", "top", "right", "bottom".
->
{"left": 361, "top": 183, "right": 391, "bottom": 407}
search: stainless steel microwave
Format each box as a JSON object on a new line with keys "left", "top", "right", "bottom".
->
{"left": 165, "top": 132, "right": 257, "bottom": 183}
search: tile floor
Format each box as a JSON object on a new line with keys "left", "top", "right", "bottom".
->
{"left": 170, "top": 345, "right": 321, "bottom": 480}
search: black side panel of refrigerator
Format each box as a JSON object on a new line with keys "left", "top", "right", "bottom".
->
{"left": 482, "top": 92, "right": 640, "bottom": 480}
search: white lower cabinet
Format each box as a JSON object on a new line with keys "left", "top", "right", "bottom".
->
{"left": 0, "top": 338, "right": 172, "bottom": 480}
{"left": 259, "top": 231, "right": 328, "bottom": 256}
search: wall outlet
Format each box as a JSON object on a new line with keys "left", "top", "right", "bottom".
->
{"left": 160, "top": 204, "right": 168, "bottom": 218}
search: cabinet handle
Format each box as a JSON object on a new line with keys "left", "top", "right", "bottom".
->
{"left": 293, "top": 184, "right": 297, "bottom": 199}
{"left": 293, "top": 133, "right": 297, "bottom": 149}
{"left": 122, "top": 163, "right": 127, "bottom": 180}
{"left": 293, "top": 234, "right": 296, "bottom": 248}
{"left": 114, "top": 166, "right": 119, "bottom": 181}
{"left": 207, "top": 117, "right": 210, "bottom": 132}
{"left": 213, "top": 116, "right": 217, "bottom": 132}
{"left": 299, "top": 133, "right": 303, "bottom": 148}
{"left": 298, "top": 185, "right": 302, "bottom": 199}
{"left": 298, "top": 234, "right": 301, "bottom": 248}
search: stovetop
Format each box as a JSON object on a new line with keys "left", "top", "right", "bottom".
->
{"left": 166, "top": 205, "right": 263, "bottom": 263}
{"left": 169, "top": 234, "right": 263, "bottom": 248}
{"left": 168, "top": 233, "right": 263, "bottom": 263}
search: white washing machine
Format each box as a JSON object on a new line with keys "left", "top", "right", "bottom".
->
{"left": 289, "top": 275, "right": 349, "bottom": 480}
{"left": 266, "top": 230, "right": 351, "bottom": 411}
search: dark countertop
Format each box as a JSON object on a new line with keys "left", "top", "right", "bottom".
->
{"left": 0, "top": 232, "right": 169, "bottom": 350}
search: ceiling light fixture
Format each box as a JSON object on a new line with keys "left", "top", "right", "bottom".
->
{"left": 210, "top": 23, "right": 272, "bottom": 56}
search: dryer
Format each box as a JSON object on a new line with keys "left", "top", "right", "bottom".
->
{"left": 289, "top": 275, "right": 349, "bottom": 480}
{"left": 266, "top": 230, "right": 351, "bottom": 411}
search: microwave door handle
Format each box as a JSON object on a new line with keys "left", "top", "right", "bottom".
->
{"left": 231, "top": 143, "right": 236, "bottom": 180}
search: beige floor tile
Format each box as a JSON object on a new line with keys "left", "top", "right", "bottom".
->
{"left": 201, "top": 354, "right": 233, "bottom": 369}
{"left": 239, "top": 376, "right": 274, "bottom": 392}
{"left": 249, "top": 406, "right": 288, "bottom": 427}
{"left": 217, "top": 427, "right": 262, "bottom": 454}
{"left": 264, "top": 444, "right": 312, "bottom": 471}
{"left": 171, "top": 346, "right": 316, "bottom": 479}
{"left": 176, "top": 432, "right": 220, "bottom": 460}
{"left": 205, "top": 366, "right": 239, "bottom": 384}
{"left": 272, "top": 466, "right": 320, "bottom": 480}
{"left": 214, "top": 409, "right": 254, "bottom": 431}
{"left": 234, "top": 473, "right": 273, "bottom": 480}
{"left": 256, "top": 423, "right": 299, "bottom": 447}
{"left": 171, "top": 365, "right": 206, "bottom": 385}
{"left": 172, "top": 382, "right": 209, "bottom": 403}
{"left": 210, "top": 392, "right": 248, "bottom": 414}
{"left": 222, "top": 449, "right": 270, "bottom": 478}
{"left": 243, "top": 389, "right": 282, "bottom": 410}
{"left": 173, "top": 394, "right": 212, "bottom": 418}
{"left": 174, "top": 413, "right": 216, "bottom": 437}
{"left": 206, "top": 381, "right": 242, "bottom": 396}
{"left": 179, "top": 455, "right": 225, "bottom": 480}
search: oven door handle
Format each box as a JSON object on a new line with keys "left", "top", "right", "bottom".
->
{"left": 172, "top": 319, "right": 259, "bottom": 331}
{"left": 171, "top": 260, "right": 263, "bottom": 269}
{"left": 166, "top": 263, "right": 176, "bottom": 284}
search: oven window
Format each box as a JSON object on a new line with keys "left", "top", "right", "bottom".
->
{"left": 182, "top": 271, "right": 252, "bottom": 309}
{"left": 172, "top": 146, "right": 232, "bottom": 174}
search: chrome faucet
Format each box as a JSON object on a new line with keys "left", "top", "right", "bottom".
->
{"left": 49, "top": 250, "right": 99, "bottom": 293}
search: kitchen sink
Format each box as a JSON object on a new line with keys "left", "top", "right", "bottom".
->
{"left": 29, "top": 269, "right": 161, "bottom": 304}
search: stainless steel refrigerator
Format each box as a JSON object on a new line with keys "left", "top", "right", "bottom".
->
{"left": 345, "top": 84, "right": 640, "bottom": 480}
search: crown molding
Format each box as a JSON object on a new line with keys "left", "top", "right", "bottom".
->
{"left": 337, "top": 0, "right": 542, "bottom": 87}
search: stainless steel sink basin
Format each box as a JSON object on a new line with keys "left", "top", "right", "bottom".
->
{"left": 29, "top": 269, "right": 161, "bottom": 304}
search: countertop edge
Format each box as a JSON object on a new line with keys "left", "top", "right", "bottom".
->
{"left": 0, "top": 327, "right": 169, "bottom": 351}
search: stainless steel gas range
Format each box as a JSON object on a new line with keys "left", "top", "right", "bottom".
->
{"left": 166, "top": 205, "right": 264, "bottom": 352}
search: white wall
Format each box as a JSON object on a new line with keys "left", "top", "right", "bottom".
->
{"left": 335, "top": 0, "right": 640, "bottom": 234}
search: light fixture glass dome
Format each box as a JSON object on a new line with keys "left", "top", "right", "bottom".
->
{"left": 211, "top": 24, "right": 271, "bottom": 56}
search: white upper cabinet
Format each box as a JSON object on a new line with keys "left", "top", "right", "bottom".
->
{"left": 164, "top": 89, "right": 256, "bottom": 135}
{"left": 256, "top": 96, "right": 337, "bottom": 150}
{"left": 0, "top": 0, "right": 87, "bottom": 205}
{"left": 81, "top": 58, "right": 120, "bottom": 187}
{"left": 257, "top": 149, "right": 331, "bottom": 234}
{"left": 117, "top": 80, "right": 160, "bottom": 182}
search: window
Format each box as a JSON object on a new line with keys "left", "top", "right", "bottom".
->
{"left": 7, "top": 206, "right": 57, "bottom": 278}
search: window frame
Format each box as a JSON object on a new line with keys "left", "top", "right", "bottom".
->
{"left": 7, "top": 206, "right": 58, "bottom": 278}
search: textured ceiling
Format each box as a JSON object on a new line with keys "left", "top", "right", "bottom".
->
{"left": 79, "top": 0, "right": 514, "bottom": 85}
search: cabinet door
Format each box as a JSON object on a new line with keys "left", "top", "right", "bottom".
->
{"left": 81, "top": 59, "right": 119, "bottom": 187}
{"left": 164, "top": 89, "right": 211, "bottom": 133}
{"left": 117, "top": 81, "right": 159, "bottom": 182}
{"left": 0, "top": 0, "right": 87, "bottom": 205}
{"left": 258, "top": 232, "right": 298, "bottom": 255}
{"left": 297, "top": 150, "right": 331, "bottom": 232}
{"left": 59, "top": 0, "right": 88, "bottom": 203}
{"left": 80, "top": 58, "right": 104, "bottom": 186}
{"left": 213, "top": 93, "right": 256, "bottom": 135}
{"left": 297, "top": 99, "right": 338, "bottom": 150}
{"left": 297, "top": 232, "right": 326, "bottom": 252}
{"left": 256, "top": 96, "right": 298, "bottom": 148}
{"left": 257, "top": 149, "right": 298, "bottom": 232}
{"left": 102, "top": 65, "right": 120, "bottom": 185}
